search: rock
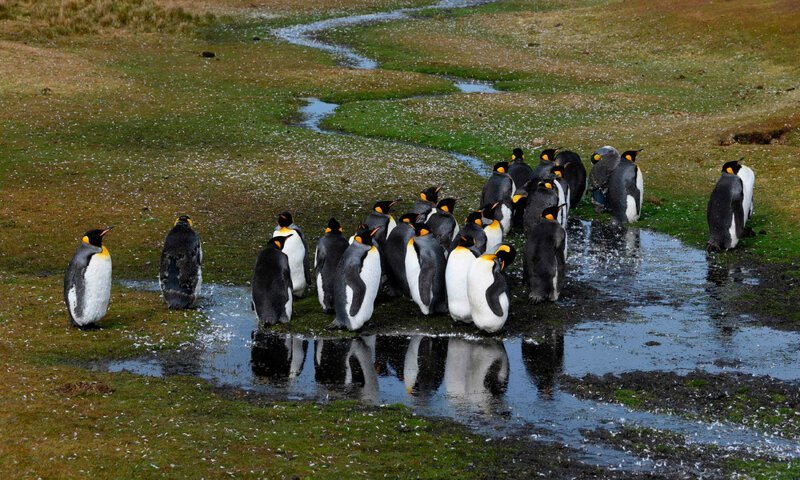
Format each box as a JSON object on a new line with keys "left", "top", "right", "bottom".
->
{"left": 201, "top": 51, "right": 216, "bottom": 58}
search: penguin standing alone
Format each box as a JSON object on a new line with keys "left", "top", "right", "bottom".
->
{"left": 405, "top": 223, "right": 448, "bottom": 315}
{"left": 332, "top": 226, "right": 382, "bottom": 331}
{"left": 315, "top": 218, "right": 349, "bottom": 313}
{"left": 274, "top": 212, "right": 311, "bottom": 298}
{"left": 159, "top": 215, "right": 202, "bottom": 309}
{"left": 467, "top": 244, "right": 516, "bottom": 333}
{"left": 588, "top": 146, "right": 621, "bottom": 212}
{"left": 383, "top": 213, "right": 419, "bottom": 297}
{"left": 524, "top": 205, "right": 566, "bottom": 303}
{"left": 707, "top": 160, "right": 749, "bottom": 251}
{"left": 252, "top": 235, "right": 293, "bottom": 326}
{"left": 64, "top": 227, "right": 114, "bottom": 328}
{"left": 607, "top": 150, "right": 644, "bottom": 224}
{"left": 446, "top": 234, "right": 480, "bottom": 323}
{"left": 480, "top": 161, "right": 515, "bottom": 208}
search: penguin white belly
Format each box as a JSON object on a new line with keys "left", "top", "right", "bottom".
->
{"left": 347, "top": 247, "right": 381, "bottom": 330}
{"left": 284, "top": 287, "right": 293, "bottom": 322}
{"left": 280, "top": 232, "right": 306, "bottom": 295}
{"left": 194, "top": 267, "right": 202, "bottom": 302}
{"left": 387, "top": 217, "right": 397, "bottom": 236}
{"left": 289, "top": 338, "right": 304, "bottom": 378}
{"left": 405, "top": 243, "right": 427, "bottom": 314}
{"left": 73, "top": 255, "right": 112, "bottom": 326}
{"left": 316, "top": 272, "right": 326, "bottom": 308}
{"left": 403, "top": 336, "right": 421, "bottom": 394}
{"left": 625, "top": 195, "right": 638, "bottom": 223}
{"left": 633, "top": 168, "right": 644, "bottom": 222}
{"left": 451, "top": 223, "right": 460, "bottom": 241}
{"left": 499, "top": 204, "right": 512, "bottom": 235}
{"left": 728, "top": 213, "right": 739, "bottom": 249}
{"left": 484, "top": 223, "right": 503, "bottom": 253}
{"left": 468, "top": 260, "right": 507, "bottom": 333}
{"left": 555, "top": 182, "right": 568, "bottom": 228}
{"left": 738, "top": 166, "right": 754, "bottom": 222}
{"left": 446, "top": 248, "right": 475, "bottom": 322}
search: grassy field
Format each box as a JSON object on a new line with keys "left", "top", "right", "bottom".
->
{"left": 1, "top": 0, "right": 799, "bottom": 477}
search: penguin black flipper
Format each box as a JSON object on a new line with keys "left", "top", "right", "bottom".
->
{"left": 415, "top": 242, "right": 435, "bottom": 307}
{"left": 345, "top": 249, "right": 370, "bottom": 318}
{"left": 485, "top": 263, "right": 507, "bottom": 318}
{"left": 64, "top": 245, "right": 96, "bottom": 324}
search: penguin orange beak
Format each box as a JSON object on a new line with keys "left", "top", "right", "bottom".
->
{"left": 100, "top": 226, "right": 114, "bottom": 237}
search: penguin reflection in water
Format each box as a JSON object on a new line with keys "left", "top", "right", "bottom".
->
{"left": 332, "top": 226, "right": 382, "bottom": 331}
{"left": 159, "top": 215, "right": 202, "bottom": 309}
{"left": 250, "top": 332, "right": 307, "bottom": 383}
{"left": 467, "top": 244, "right": 516, "bottom": 333}
{"left": 252, "top": 235, "right": 293, "bottom": 327}
{"left": 314, "top": 336, "right": 379, "bottom": 404}
{"left": 64, "top": 227, "right": 114, "bottom": 328}
{"left": 274, "top": 212, "right": 310, "bottom": 298}
{"left": 444, "top": 337, "right": 509, "bottom": 412}
{"left": 707, "top": 159, "right": 755, "bottom": 251}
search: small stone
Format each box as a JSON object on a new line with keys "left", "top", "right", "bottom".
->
{"left": 201, "top": 51, "right": 216, "bottom": 58}
{"left": 644, "top": 340, "right": 661, "bottom": 347}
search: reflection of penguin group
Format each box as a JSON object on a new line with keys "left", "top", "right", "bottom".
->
{"left": 64, "top": 146, "right": 755, "bottom": 331}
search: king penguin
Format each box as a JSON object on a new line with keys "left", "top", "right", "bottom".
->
{"left": 508, "top": 148, "right": 534, "bottom": 196}
{"left": 736, "top": 158, "right": 755, "bottom": 222}
{"left": 524, "top": 205, "right": 566, "bottom": 303}
{"left": 332, "top": 226, "right": 382, "bottom": 331}
{"left": 427, "top": 198, "right": 460, "bottom": 255}
{"left": 467, "top": 244, "right": 516, "bottom": 333}
{"left": 64, "top": 227, "right": 114, "bottom": 328}
{"left": 553, "top": 149, "right": 586, "bottom": 207}
{"left": 384, "top": 213, "right": 419, "bottom": 297}
{"left": 446, "top": 234, "right": 480, "bottom": 323}
{"left": 314, "top": 218, "right": 349, "bottom": 313}
{"left": 159, "top": 215, "right": 202, "bottom": 309}
{"left": 607, "top": 150, "right": 644, "bottom": 224}
{"left": 452, "top": 210, "right": 487, "bottom": 254}
{"left": 364, "top": 199, "right": 399, "bottom": 245}
{"left": 480, "top": 161, "right": 516, "bottom": 208}
{"left": 549, "top": 165, "right": 571, "bottom": 227}
{"left": 274, "top": 212, "right": 311, "bottom": 298}
{"left": 405, "top": 222, "right": 448, "bottom": 315}
{"left": 252, "top": 235, "right": 294, "bottom": 326}
{"left": 410, "top": 186, "right": 441, "bottom": 217}
{"left": 588, "top": 146, "right": 621, "bottom": 212}
{"left": 707, "top": 160, "right": 747, "bottom": 251}
{"left": 532, "top": 148, "right": 558, "bottom": 183}
{"left": 523, "top": 180, "right": 559, "bottom": 233}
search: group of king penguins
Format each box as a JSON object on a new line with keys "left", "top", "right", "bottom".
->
{"left": 64, "top": 147, "right": 755, "bottom": 332}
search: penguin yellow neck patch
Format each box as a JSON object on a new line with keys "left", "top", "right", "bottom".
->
{"left": 97, "top": 246, "right": 111, "bottom": 258}
{"left": 279, "top": 227, "right": 293, "bottom": 234}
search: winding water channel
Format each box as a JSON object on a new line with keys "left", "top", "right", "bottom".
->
{"left": 104, "top": 0, "right": 800, "bottom": 473}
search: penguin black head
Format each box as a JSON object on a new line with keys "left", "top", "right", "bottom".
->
{"left": 420, "top": 186, "right": 441, "bottom": 204}
{"left": 493, "top": 161, "right": 509, "bottom": 174}
{"left": 270, "top": 235, "right": 291, "bottom": 250}
{"left": 277, "top": 211, "right": 293, "bottom": 228}
{"left": 175, "top": 215, "right": 193, "bottom": 227}
{"left": 550, "top": 164, "right": 564, "bottom": 178}
{"left": 353, "top": 226, "right": 381, "bottom": 246}
{"left": 621, "top": 149, "right": 643, "bottom": 162}
{"left": 456, "top": 234, "right": 475, "bottom": 248}
{"left": 437, "top": 198, "right": 457, "bottom": 214}
{"left": 466, "top": 211, "right": 483, "bottom": 226}
{"left": 325, "top": 217, "right": 343, "bottom": 234}
{"left": 722, "top": 159, "right": 742, "bottom": 175}
{"left": 481, "top": 203, "right": 499, "bottom": 221}
{"left": 511, "top": 148, "right": 524, "bottom": 161}
{"left": 541, "top": 204, "right": 565, "bottom": 222}
{"left": 82, "top": 227, "right": 114, "bottom": 248}
{"left": 592, "top": 146, "right": 620, "bottom": 164}
{"left": 494, "top": 244, "right": 517, "bottom": 272}
{"left": 538, "top": 180, "right": 555, "bottom": 191}
{"left": 540, "top": 148, "right": 558, "bottom": 162}
{"left": 413, "top": 223, "right": 431, "bottom": 237}
{"left": 400, "top": 213, "right": 421, "bottom": 224}
{"left": 373, "top": 200, "right": 399, "bottom": 215}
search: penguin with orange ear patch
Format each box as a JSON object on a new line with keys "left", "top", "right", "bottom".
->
{"left": 468, "top": 244, "right": 516, "bottom": 333}
{"left": 451, "top": 210, "right": 487, "bottom": 254}
{"left": 524, "top": 205, "right": 566, "bottom": 304}
{"left": 332, "top": 226, "right": 382, "bottom": 331}
{"left": 427, "top": 198, "right": 459, "bottom": 255}
{"left": 508, "top": 148, "right": 534, "bottom": 194}
{"left": 410, "top": 186, "right": 442, "bottom": 218}
{"left": 405, "top": 223, "right": 448, "bottom": 315}
{"left": 252, "top": 235, "right": 294, "bottom": 326}
{"left": 64, "top": 227, "right": 114, "bottom": 328}
{"left": 481, "top": 161, "right": 515, "bottom": 208}
{"left": 315, "top": 218, "right": 349, "bottom": 313}
{"left": 523, "top": 180, "right": 559, "bottom": 234}
{"left": 532, "top": 148, "right": 558, "bottom": 183}
{"left": 607, "top": 150, "right": 644, "bottom": 224}
{"left": 707, "top": 160, "right": 746, "bottom": 251}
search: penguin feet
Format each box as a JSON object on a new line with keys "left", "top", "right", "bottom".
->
{"left": 743, "top": 226, "right": 756, "bottom": 238}
{"left": 706, "top": 241, "right": 722, "bottom": 253}
{"left": 326, "top": 320, "right": 345, "bottom": 331}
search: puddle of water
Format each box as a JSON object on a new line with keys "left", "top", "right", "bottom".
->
{"left": 111, "top": 220, "right": 800, "bottom": 468}
{"left": 453, "top": 79, "right": 501, "bottom": 94}
{"left": 273, "top": 0, "right": 494, "bottom": 70}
